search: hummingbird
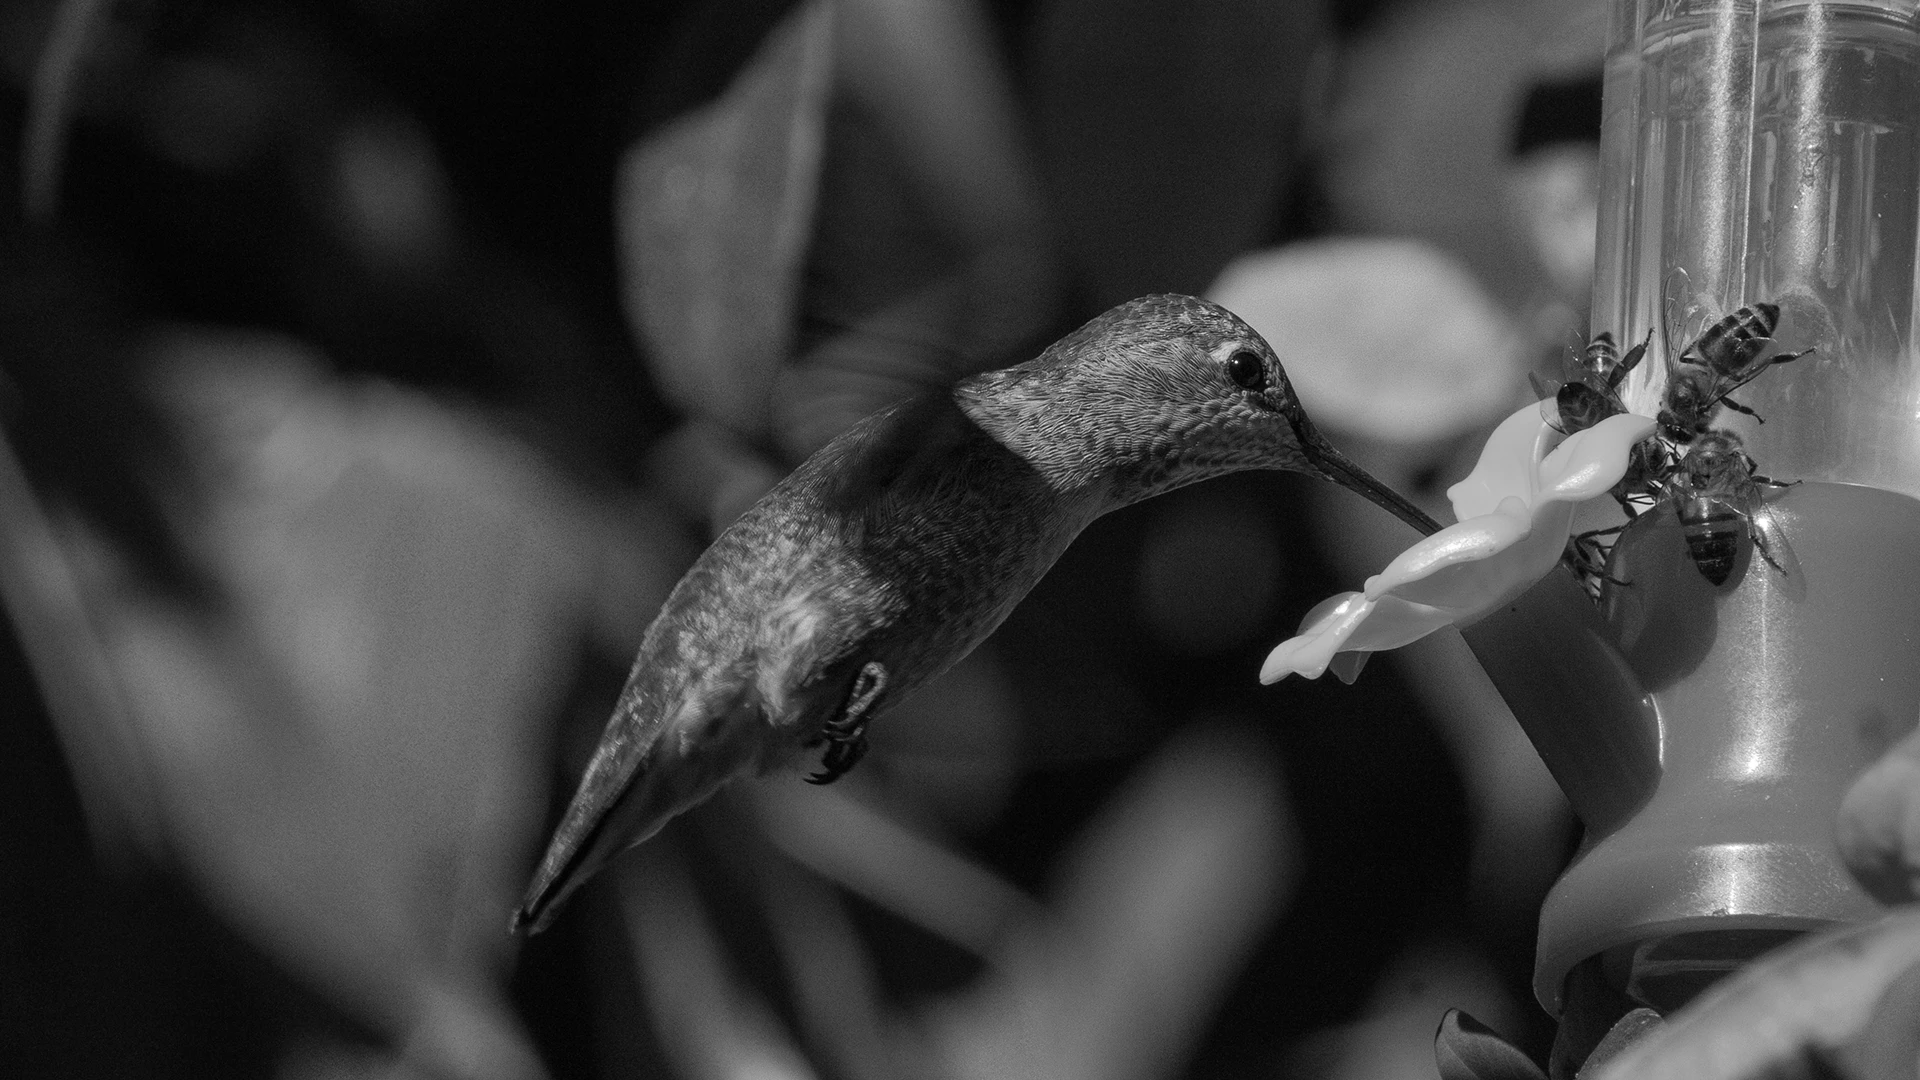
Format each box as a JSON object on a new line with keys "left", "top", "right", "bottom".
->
{"left": 512, "top": 293, "right": 1441, "bottom": 933}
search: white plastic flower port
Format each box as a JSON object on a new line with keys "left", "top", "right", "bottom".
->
{"left": 1261, "top": 399, "right": 1657, "bottom": 685}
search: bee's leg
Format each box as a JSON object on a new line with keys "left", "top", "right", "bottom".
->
{"left": 1590, "top": 570, "right": 1633, "bottom": 589}
{"left": 1611, "top": 331, "right": 1653, "bottom": 384}
{"left": 808, "top": 662, "right": 887, "bottom": 785}
{"left": 1614, "top": 483, "right": 1661, "bottom": 517}
{"left": 1719, "top": 395, "right": 1764, "bottom": 421}
{"left": 1565, "top": 529, "right": 1631, "bottom": 589}
{"left": 1532, "top": 382, "right": 1568, "bottom": 434}
{"left": 1564, "top": 547, "right": 1609, "bottom": 598}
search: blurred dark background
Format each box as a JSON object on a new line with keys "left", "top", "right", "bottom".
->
{"left": 0, "top": 0, "right": 1608, "bottom": 1076}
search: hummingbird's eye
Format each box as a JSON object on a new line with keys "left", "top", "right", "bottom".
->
{"left": 1226, "top": 349, "right": 1268, "bottom": 392}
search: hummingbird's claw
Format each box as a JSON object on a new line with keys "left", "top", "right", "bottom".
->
{"left": 808, "top": 661, "right": 886, "bottom": 784}
{"left": 808, "top": 730, "right": 869, "bottom": 784}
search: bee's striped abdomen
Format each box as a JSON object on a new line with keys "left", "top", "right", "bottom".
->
{"left": 1679, "top": 495, "right": 1742, "bottom": 585}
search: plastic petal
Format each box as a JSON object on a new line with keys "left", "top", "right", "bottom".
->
{"left": 1260, "top": 591, "right": 1457, "bottom": 684}
{"left": 1261, "top": 592, "right": 1372, "bottom": 682}
{"left": 1338, "top": 593, "right": 1459, "bottom": 652}
{"left": 1535, "top": 413, "right": 1657, "bottom": 503}
{"left": 1264, "top": 397, "right": 1659, "bottom": 683}
{"left": 1365, "top": 496, "right": 1533, "bottom": 607}
{"left": 1327, "top": 651, "right": 1370, "bottom": 685}
{"left": 1445, "top": 400, "right": 1560, "bottom": 521}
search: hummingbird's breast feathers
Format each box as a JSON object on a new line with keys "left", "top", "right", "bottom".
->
{"left": 748, "top": 565, "right": 880, "bottom": 721}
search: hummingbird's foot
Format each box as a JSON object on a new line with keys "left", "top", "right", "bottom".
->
{"left": 808, "top": 662, "right": 887, "bottom": 784}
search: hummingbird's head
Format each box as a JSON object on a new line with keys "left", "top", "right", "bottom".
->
{"left": 957, "top": 294, "right": 1441, "bottom": 535}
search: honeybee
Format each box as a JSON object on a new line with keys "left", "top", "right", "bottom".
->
{"left": 1614, "top": 434, "right": 1673, "bottom": 513}
{"left": 1564, "top": 523, "right": 1628, "bottom": 599}
{"left": 1657, "top": 302, "right": 1813, "bottom": 442}
{"left": 1565, "top": 330, "right": 1677, "bottom": 509}
{"left": 1667, "top": 429, "right": 1795, "bottom": 585}
{"left": 1539, "top": 330, "right": 1649, "bottom": 435}
{"left": 1548, "top": 331, "right": 1667, "bottom": 591}
{"left": 1581, "top": 329, "right": 1644, "bottom": 382}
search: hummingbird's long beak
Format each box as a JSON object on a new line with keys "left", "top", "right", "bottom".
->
{"left": 1295, "top": 420, "right": 1444, "bottom": 537}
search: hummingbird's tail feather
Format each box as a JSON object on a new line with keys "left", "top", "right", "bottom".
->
{"left": 511, "top": 742, "right": 653, "bottom": 935}
{"left": 512, "top": 695, "right": 765, "bottom": 934}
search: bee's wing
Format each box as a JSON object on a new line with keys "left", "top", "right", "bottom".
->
{"left": 1746, "top": 489, "right": 1803, "bottom": 595}
{"left": 1660, "top": 266, "right": 1694, "bottom": 363}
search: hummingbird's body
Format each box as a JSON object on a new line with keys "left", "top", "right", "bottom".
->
{"left": 513, "top": 295, "right": 1439, "bottom": 933}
